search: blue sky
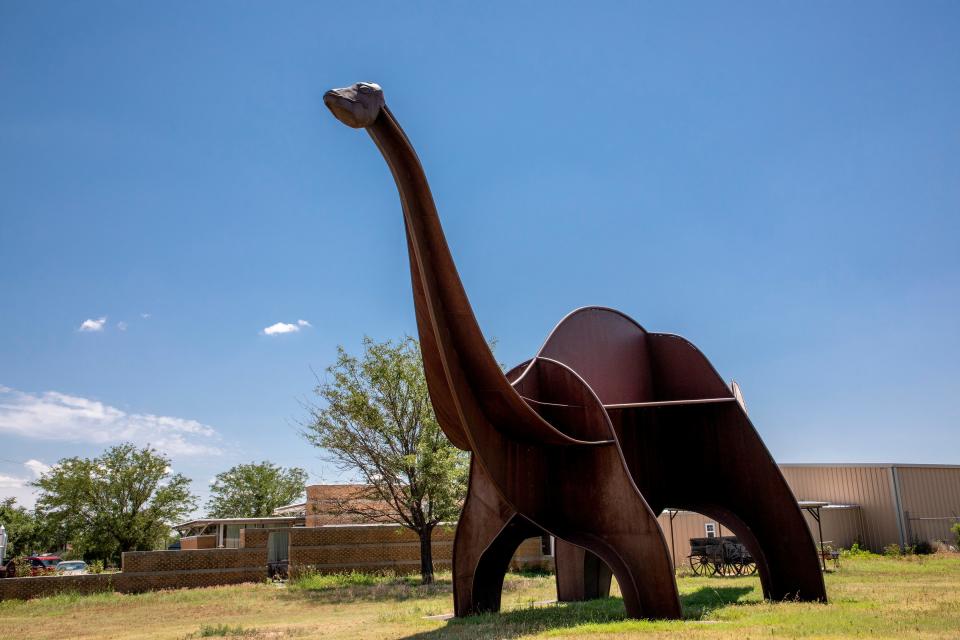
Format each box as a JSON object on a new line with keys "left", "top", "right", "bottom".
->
{"left": 1, "top": 2, "right": 958, "bottom": 510}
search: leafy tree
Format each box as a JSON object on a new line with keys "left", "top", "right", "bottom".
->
{"left": 206, "top": 462, "right": 308, "bottom": 518}
{"left": 32, "top": 443, "right": 196, "bottom": 563}
{"left": 0, "top": 498, "right": 43, "bottom": 558}
{"left": 303, "top": 336, "right": 469, "bottom": 584}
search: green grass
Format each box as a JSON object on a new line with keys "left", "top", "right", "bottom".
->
{"left": 1, "top": 554, "right": 959, "bottom": 639}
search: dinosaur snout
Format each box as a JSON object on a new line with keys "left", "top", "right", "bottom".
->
{"left": 324, "top": 82, "right": 384, "bottom": 129}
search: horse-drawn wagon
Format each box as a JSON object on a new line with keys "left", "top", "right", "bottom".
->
{"left": 688, "top": 536, "right": 757, "bottom": 576}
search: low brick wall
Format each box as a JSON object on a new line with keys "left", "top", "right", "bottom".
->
{"left": 0, "top": 547, "right": 268, "bottom": 601}
{"left": 0, "top": 573, "right": 119, "bottom": 601}
{"left": 0, "top": 523, "right": 551, "bottom": 600}
{"left": 286, "top": 524, "right": 548, "bottom": 577}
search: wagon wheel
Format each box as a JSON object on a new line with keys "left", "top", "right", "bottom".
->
{"left": 703, "top": 558, "right": 723, "bottom": 576}
{"left": 735, "top": 559, "right": 757, "bottom": 576}
{"left": 689, "top": 555, "right": 711, "bottom": 576}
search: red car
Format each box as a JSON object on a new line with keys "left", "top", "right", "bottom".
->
{"left": 27, "top": 555, "right": 61, "bottom": 576}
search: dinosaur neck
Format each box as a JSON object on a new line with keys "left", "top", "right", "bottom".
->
{"left": 365, "top": 105, "right": 506, "bottom": 449}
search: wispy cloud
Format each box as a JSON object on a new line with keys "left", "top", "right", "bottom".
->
{"left": 263, "top": 319, "right": 312, "bottom": 336}
{"left": 117, "top": 321, "right": 128, "bottom": 331}
{"left": 79, "top": 317, "right": 107, "bottom": 332}
{"left": 141, "top": 313, "right": 151, "bottom": 319}
{"left": 0, "top": 385, "right": 222, "bottom": 457}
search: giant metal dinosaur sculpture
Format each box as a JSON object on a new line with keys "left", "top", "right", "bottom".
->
{"left": 323, "top": 81, "right": 826, "bottom": 618}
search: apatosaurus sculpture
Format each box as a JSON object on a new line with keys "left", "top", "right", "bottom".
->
{"left": 323, "top": 81, "right": 826, "bottom": 618}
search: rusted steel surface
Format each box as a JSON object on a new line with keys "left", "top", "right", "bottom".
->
{"left": 539, "top": 308, "right": 826, "bottom": 603}
{"left": 323, "top": 81, "right": 824, "bottom": 618}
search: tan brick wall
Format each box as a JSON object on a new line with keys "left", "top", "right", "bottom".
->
{"left": 0, "top": 524, "right": 551, "bottom": 601}
{"left": 181, "top": 535, "right": 217, "bottom": 549}
{"left": 122, "top": 548, "right": 266, "bottom": 573}
{"left": 0, "top": 574, "right": 119, "bottom": 601}
{"left": 0, "top": 566, "right": 267, "bottom": 601}
{"left": 240, "top": 528, "right": 270, "bottom": 549}
{"left": 285, "top": 524, "right": 549, "bottom": 576}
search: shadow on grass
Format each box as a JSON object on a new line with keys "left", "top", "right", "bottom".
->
{"left": 681, "top": 585, "right": 756, "bottom": 618}
{"left": 281, "top": 574, "right": 454, "bottom": 604}
{"left": 400, "top": 585, "right": 757, "bottom": 640}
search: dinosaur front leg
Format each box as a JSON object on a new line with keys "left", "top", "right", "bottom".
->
{"left": 453, "top": 458, "right": 544, "bottom": 616}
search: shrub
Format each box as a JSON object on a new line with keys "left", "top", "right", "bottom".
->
{"left": 88, "top": 560, "right": 105, "bottom": 574}
{"left": 952, "top": 523, "right": 960, "bottom": 547}
{"left": 11, "top": 556, "right": 32, "bottom": 577}
{"left": 195, "top": 624, "right": 255, "bottom": 637}
{"left": 883, "top": 543, "right": 903, "bottom": 557}
{"left": 912, "top": 539, "right": 935, "bottom": 555}
{"left": 841, "top": 542, "right": 875, "bottom": 558}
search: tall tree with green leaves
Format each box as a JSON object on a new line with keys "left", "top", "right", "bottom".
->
{"left": 206, "top": 462, "right": 308, "bottom": 518}
{"left": 303, "top": 336, "right": 469, "bottom": 584}
{"left": 32, "top": 444, "right": 196, "bottom": 563}
{"left": 0, "top": 498, "right": 43, "bottom": 558}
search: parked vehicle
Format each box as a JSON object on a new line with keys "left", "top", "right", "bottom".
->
{"left": 56, "top": 560, "right": 88, "bottom": 575}
{"left": 27, "top": 555, "right": 62, "bottom": 576}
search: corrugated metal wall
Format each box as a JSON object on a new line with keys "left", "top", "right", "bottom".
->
{"left": 780, "top": 464, "right": 900, "bottom": 551}
{"left": 799, "top": 507, "right": 863, "bottom": 550}
{"left": 895, "top": 466, "right": 960, "bottom": 545}
{"left": 657, "top": 507, "right": 861, "bottom": 569}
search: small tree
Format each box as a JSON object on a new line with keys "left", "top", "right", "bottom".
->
{"left": 33, "top": 443, "right": 196, "bottom": 563}
{"left": 207, "top": 462, "right": 308, "bottom": 518}
{"left": 0, "top": 498, "right": 43, "bottom": 558}
{"left": 303, "top": 336, "right": 468, "bottom": 584}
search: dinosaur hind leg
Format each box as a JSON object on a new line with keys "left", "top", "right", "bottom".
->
{"left": 555, "top": 539, "right": 612, "bottom": 602}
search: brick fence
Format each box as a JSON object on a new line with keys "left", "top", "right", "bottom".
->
{"left": 286, "top": 524, "right": 546, "bottom": 577}
{"left": 0, "top": 547, "right": 267, "bottom": 601}
{"left": 180, "top": 534, "right": 217, "bottom": 549}
{"left": 0, "top": 524, "right": 549, "bottom": 601}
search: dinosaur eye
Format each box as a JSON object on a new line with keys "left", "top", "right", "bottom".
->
{"left": 358, "top": 84, "right": 371, "bottom": 94}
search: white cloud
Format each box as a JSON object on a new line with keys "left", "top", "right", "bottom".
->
{"left": 79, "top": 317, "right": 107, "bottom": 332}
{"left": 262, "top": 319, "right": 312, "bottom": 336}
{"left": 0, "top": 473, "right": 26, "bottom": 489}
{"left": 141, "top": 313, "right": 151, "bottom": 319}
{"left": 0, "top": 460, "right": 52, "bottom": 507}
{"left": 117, "top": 321, "right": 128, "bottom": 331}
{"left": 23, "top": 458, "right": 50, "bottom": 478}
{"left": 0, "top": 386, "right": 222, "bottom": 457}
{"left": 24, "top": 459, "right": 51, "bottom": 478}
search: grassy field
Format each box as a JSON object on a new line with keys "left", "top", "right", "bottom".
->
{"left": 2, "top": 554, "right": 959, "bottom": 639}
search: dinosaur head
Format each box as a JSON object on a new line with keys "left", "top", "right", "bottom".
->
{"left": 324, "top": 82, "right": 384, "bottom": 128}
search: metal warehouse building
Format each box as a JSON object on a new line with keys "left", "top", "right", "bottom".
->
{"left": 658, "top": 463, "right": 960, "bottom": 566}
